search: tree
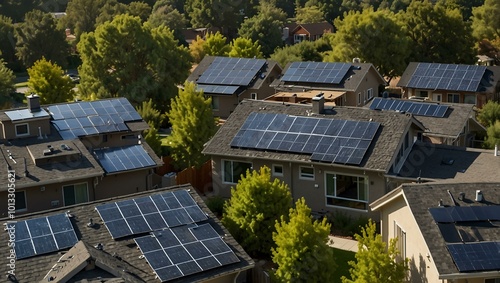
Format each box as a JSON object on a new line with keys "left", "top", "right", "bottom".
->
{"left": 27, "top": 57, "right": 75, "bottom": 104}
{"left": 0, "top": 0, "right": 42, "bottom": 23}
{"left": 189, "top": 35, "right": 206, "bottom": 63}
{"left": 0, "top": 58, "right": 15, "bottom": 104}
{"left": 136, "top": 99, "right": 166, "bottom": 129}
{"left": 147, "top": 3, "right": 187, "bottom": 42}
{"left": 203, "top": 32, "right": 231, "bottom": 57}
{"left": 0, "top": 15, "right": 20, "bottom": 71}
{"left": 238, "top": 2, "right": 286, "bottom": 57}
{"left": 144, "top": 126, "right": 163, "bottom": 157}
{"left": 342, "top": 220, "right": 409, "bottom": 283}
{"left": 399, "top": 0, "right": 475, "bottom": 64}
{"left": 166, "top": 81, "right": 216, "bottom": 169}
{"left": 126, "top": 2, "right": 152, "bottom": 22}
{"left": 477, "top": 101, "right": 500, "bottom": 127}
{"left": 471, "top": 0, "right": 500, "bottom": 41}
{"left": 295, "top": 5, "right": 325, "bottom": 23}
{"left": 484, "top": 121, "right": 500, "bottom": 149}
{"left": 57, "top": 0, "right": 106, "bottom": 42}
{"left": 185, "top": 0, "right": 245, "bottom": 33}
{"left": 271, "top": 39, "right": 327, "bottom": 68}
{"left": 272, "top": 198, "right": 336, "bottom": 282}
{"left": 326, "top": 8, "right": 410, "bottom": 81}
{"left": 15, "top": 9, "right": 69, "bottom": 68}
{"left": 228, "top": 37, "right": 263, "bottom": 58}
{"left": 222, "top": 166, "right": 292, "bottom": 257}
{"left": 95, "top": 0, "right": 127, "bottom": 26}
{"left": 77, "top": 14, "right": 191, "bottom": 109}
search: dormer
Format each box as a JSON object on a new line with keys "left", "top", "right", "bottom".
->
{"left": 0, "top": 95, "right": 51, "bottom": 140}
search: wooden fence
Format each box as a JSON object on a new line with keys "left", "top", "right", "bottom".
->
{"left": 176, "top": 160, "right": 213, "bottom": 194}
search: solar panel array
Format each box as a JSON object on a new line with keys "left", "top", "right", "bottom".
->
{"left": 281, "top": 62, "right": 351, "bottom": 84}
{"left": 5, "top": 109, "right": 50, "bottom": 121}
{"left": 230, "top": 112, "right": 380, "bottom": 165}
{"left": 48, "top": 98, "right": 142, "bottom": 140}
{"left": 11, "top": 213, "right": 78, "bottom": 259}
{"left": 429, "top": 206, "right": 500, "bottom": 223}
{"left": 96, "top": 190, "right": 208, "bottom": 239}
{"left": 447, "top": 242, "right": 500, "bottom": 272}
{"left": 94, "top": 145, "right": 157, "bottom": 173}
{"left": 407, "top": 63, "right": 486, "bottom": 92}
{"left": 197, "top": 84, "right": 240, "bottom": 95}
{"left": 135, "top": 224, "right": 240, "bottom": 282}
{"left": 197, "top": 57, "right": 266, "bottom": 86}
{"left": 370, "top": 97, "right": 449, "bottom": 117}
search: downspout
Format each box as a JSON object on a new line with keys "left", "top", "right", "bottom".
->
{"left": 233, "top": 271, "right": 241, "bottom": 283}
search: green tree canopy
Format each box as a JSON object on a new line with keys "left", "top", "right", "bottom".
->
{"left": 147, "top": 3, "right": 187, "bottom": 42}
{"left": 185, "top": 0, "right": 246, "bottom": 33}
{"left": 0, "top": 15, "right": 20, "bottom": 71}
{"left": 484, "top": 121, "right": 500, "bottom": 149}
{"left": 166, "top": 81, "right": 216, "bottom": 169}
{"left": 15, "top": 9, "right": 69, "bottom": 68}
{"left": 342, "top": 220, "right": 409, "bottom": 283}
{"left": 27, "top": 57, "right": 75, "bottom": 104}
{"left": 127, "top": 1, "right": 152, "bottom": 22}
{"left": 144, "top": 126, "right": 163, "bottom": 157}
{"left": 295, "top": 5, "right": 325, "bottom": 23}
{"left": 95, "top": 0, "right": 127, "bottom": 26}
{"left": 271, "top": 40, "right": 325, "bottom": 68}
{"left": 471, "top": 0, "right": 500, "bottom": 41}
{"left": 57, "top": 0, "right": 106, "bottom": 42}
{"left": 272, "top": 198, "right": 336, "bottom": 282}
{"left": 477, "top": 101, "right": 500, "bottom": 127}
{"left": 0, "top": 58, "right": 15, "bottom": 103}
{"left": 228, "top": 37, "right": 263, "bottom": 58}
{"left": 203, "top": 32, "right": 231, "bottom": 57}
{"left": 222, "top": 166, "right": 292, "bottom": 257}
{"left": 136, "top": 99, "right": 166, "bottom": 130}
{"left": 77, "top": 14, "right": 191, "bottom": 109}
{"left": 0, "top": 0, "right": 42, "bottom": 22}
{"left": 189, "top": 35, "right": 206, "bottom": 63}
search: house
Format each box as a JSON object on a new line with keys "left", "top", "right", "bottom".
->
{"left": 370, "top": 182, "right": 500, "bottom": 283}
{"left": 265, "top": 89, "right": 346, "bottom": 106}
{"left": 187, "top": 56, "right": 282, "bottom": 118}
{"left": 271, "top": 61, "right": 386, "bottom": 107}
{"left": 202, "top": 98, "right": 426, "bottom": 219}
{"left": 367, "top": 97, "right": 486, "bottom": 147}
{"left": 397, "top": 62, "right": 500, "bottom": 107}
{"left": 0, "top": 95, "right": 163, "bottom": 215}
{"left": 0, "top": 184, "right": 254, "bottom": 282}
{"left": 283, "top": 22, "right": 334, "bottom": 44}
{"left": 183, "top": 27, "right": 221, "bottom": 44}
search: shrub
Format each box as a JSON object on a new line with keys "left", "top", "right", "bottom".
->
{"left": 327, "top": 211, "right": 369, "bottom": 237}
{"left": 206, "top": 196, "right": 225, "bottom": 217}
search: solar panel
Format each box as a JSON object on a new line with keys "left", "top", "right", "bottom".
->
{"left": 429, "top": 206, "right": 500, "bottom": 223}
{"left": 230, "top": 112, "right": 380, "bottom": 166}
{"left": 93, "top": 144, "right": 157, "bottom": 173}
{"left": 407, "top": 63, "right": 486, "bottom": 92}
{"left": 197, "top": 84, "right": 240, "bottom": 95}
{"left": 370, "top": 98, "right": 448, "bottom": 118}
{"left": 10, "top": 213, "right": 78, "bottom": 260}
{"left": 96, "top": 190, "right": 208, "bottom": 239}
{"left": 135, "top": 223, "right": 239, "bottom": 282}
{"left": 447, "top": 242, "right": 500, "bottom": 272}
{"left": 281, "top": 62, "right": 351, "bottom": 84}
{"left": 48, "top": 98, "right": 142, "bottom": 140}
{"left": 5, "top": 109, "right": 50, "bottom": 121}
{"left": 197, "top": 57, "right": 266, "bottom": 86}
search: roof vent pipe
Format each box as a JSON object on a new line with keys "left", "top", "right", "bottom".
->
{"left": 475, "top": 190, "right": 483, "bottom": 202}
{"left": 495, "top": 144, "right": 498, "bottom": 157}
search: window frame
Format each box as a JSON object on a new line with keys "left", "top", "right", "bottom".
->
{"left": 463, "top": 94, "right": 476, "bottom": 105}
{"left": 62, "top": 182, "right": 89, "bottom": 206}
{"left": 299, "top": 166, "right": 315, "bottom": 180}
{"left": 15, "top": 191, "right": 27, "bottom": 212}
{"left": 324, "top": 172, "right": 369, "bottom": 211}
{"left": 358, "top": 92, "right": 362, "bottom": 105}
{"left": 15, "top": 123, "right": 29, "bottom": 137}
{"left": 447, "top": 93, "right": 460, "bottom": 103}
{"left": 394, "top": 222, "right": 407, "bottom": 263}
{"left": 211, "top": 96, "right": 220, "bottom": 111}
{"left": 251, "top": 93, "right": 257, "bottom": 100}
{"left": 222, "top": 160, "right": 252, "bottom": 184}
{"left": 366, "top": 88, "right": 373, "bottom": 101}
{"left": 272, "top": 164, "right": 284, "bottom": 177}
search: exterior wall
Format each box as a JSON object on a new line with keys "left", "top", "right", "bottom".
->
{"left": 211, "top": 94, "right": 239, "bottom": 119}
{"left": 352, "top": 68, "right": 385, "bottom": 107}
{"left": 403, "top": 88, "right": 489, "bottom": 108}
{"left": 1, "top": 118, "right": 51, "bottom": 140}
{"left": 94, "top": 169, "right": 155, "bottom": 200}
{"left": 80, "top": 131, "right": 143, "bottom": 149}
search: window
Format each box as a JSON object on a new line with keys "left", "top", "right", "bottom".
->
{"left": 418, "top": 90, "right": 428, "bottom": 97}
{"left": 395, "top": 222, "right": 406, "bottom": 263}
{"left": 63, "top": 183, "right": 88, "bottom": 206}
{"left": 15, "top": 123, "right": 29, "bottom": 136}
{"left": 358, "top": 92, "right": 362, "bottom": 105}
{"left": 251, "top": 93, "right": 257, "bottom": 100}
{"left": 272, "top": 165, "right": 283, "bottom": 177}
{"left": 211, "top": 96, "right": 219, "bottom": 111}
{"left": 299, "top": 166, "right": 314, "bottom": 180}
{"left": 223, "top": 160, "right": 252, "bottom": 184}
{"left": 294, "top": 34, "right": 307, "bottom": 43}
{"left": 448, "top": 93, "right": 460, "bottom": 103}
{"left": 366, "top": 88, "right": 373, "bottom": 101}
{"left": 464, "top": 94, "right": 476, "bottom": 104}
{"left": 325, "top": 172, "right": 368, "bottom": 210}
{"left": 15, "top": 191, "right": 27, "bottom": 211}
{"left": 404, "top": 132, "right": 409, "bottom": 150}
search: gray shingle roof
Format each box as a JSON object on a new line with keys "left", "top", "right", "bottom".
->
{"left": 203, "top": 99, "right": 419, "bottom": 171}
{"left": 0, "top": 184, "right": 254, "bottom": 282}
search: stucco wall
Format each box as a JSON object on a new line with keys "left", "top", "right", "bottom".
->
{"left": 1, "top": 118, "right": 51, "bottom": 140}
{"left": 94, "top": 169, "right": 156, "bottom": 200}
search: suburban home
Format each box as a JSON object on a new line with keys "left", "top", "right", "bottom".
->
{"left": 397, "top": 62, "right": 500, "bottom": 107}
{"left": 202, "top": 98, "right": 427, "bottom": 220}
{"left": 188, "top": 56, "right": 282, "bottom": 118}
{"left": 283, "top": 21, "right": 334, "bottom": 44}
{"left": 370, "top": 182, "right": 500, "bottom": 283}
{"left": 0, "top": 184, "right": 254, "bottom": 282}
{"left": 271, "top": 61, "right": 387, "bottom": 107}
{"left": 0, "top": 95, "right": 163, "bottom": 216}
{"left": 367, "top": 97, "right": 486, "bottom": 147}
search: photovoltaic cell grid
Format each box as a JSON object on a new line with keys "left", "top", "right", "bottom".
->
{"left": 48, "top": 98, "right": 142, "bottom": 140}
{"left": 281, "top": 62, "right": 351, "bottom": 84}
{"left": 93, "top": 144, "right": 157, "bottom": 173}
{"left": 197, "top": 57, "right": 266, "bottom": 86}
{"left": 135, "top": 224, "right": 239, "bottom": 282}
{"left": 447, "top": 242, "right": 500, "bottom": 272}
{"left": 197, "top": 84, "right": 240, "bottom": 95}
{"left": 407, "top": 63, "right": 486, "bottom": 92}
{"left": 230, "top": 112, "right": 380, "bottom": 165}
{"left": 95, "top": 190, "right": 208, "bottom": 239}
{"left": 5, "top": 108, "right": 50, "bottom": 121}
{"left": 9, "top": 213, "right": 78, "bottom": 260}
{"left": 369, "top": 97, "right": 449, "bottom": 118}
{"left": 429, "top": 206, "right": 500, "bottom": 223}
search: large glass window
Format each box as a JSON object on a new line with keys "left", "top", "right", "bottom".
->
{"left": 223, "top": 160, "right": 252, "bottom": 183}
{"left": 325, "top": 172, "right": 368, "bottom": 210}
{"left": 63, "top": 183, "right": 88, "bottom": 206}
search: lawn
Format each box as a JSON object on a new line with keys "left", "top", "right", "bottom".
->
{"left": 331, "top": 247, "right": 356, "bottom": 281}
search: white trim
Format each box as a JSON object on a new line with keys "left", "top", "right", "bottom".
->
{"left": 62, "top": 182, "right": 89, "bottom": 206}
{"left": 221, "top": 159, "right": 252, "bottom": 184}
{"left": 299, "top": 166, "right": 314, "bottom": 180}
{"left": 15, "top": 123, "right": 29, "bottom": 136}
{"left": 272, "top": 164, "right": 283, "bottom": 177}
{"left": 251, "top": 93, "right": 257, "bottom": 100}
{"left": 324, "top": 171, "right": 369, "bottom": 210}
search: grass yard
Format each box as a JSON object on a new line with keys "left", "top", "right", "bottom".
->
{"left": 331, "top": 247, "right": 356, "bottom": 281}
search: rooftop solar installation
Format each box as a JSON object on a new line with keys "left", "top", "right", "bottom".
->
{"left": 281, "top": 62, "right": 351, "bottom": 84}
{"left": 369, "top": 97, "right": 449, "bottom": 118}
{"left": 406, "top": 63, "right": 486, "bottom": 92}
{"left": 48, "top": 98, "right": 142, "bottom": 140}
{"left": 230, "top": 112, "right": 380, "bottom": 165}
{"left": 429, "top": 206, "right": 500, "bottom": 223}
{"left": 447, "top": 242, "right": 500, "bottom": 272}
{"left": 135, "top": 224, "right": 240, "bottom": 282}
{"left": 96, "top": 190, "right": 208, "bottom": 239}
{"left": 5, "top": 108, "right": 50, "bottom": 121}
{"left": 197, "top": 57, "right": 266, "bottom": 86}
{"left": 10, "top": 213, "right": 78, "bottom": 259}
{"left": 93, "top": 144, "right": 157, "bottom": 173}
{"left": 197, "top": 84, "right": 240, "bottom": 95}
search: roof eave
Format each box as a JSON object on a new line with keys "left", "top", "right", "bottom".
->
{"left": 370, "top": 186, "right": 403, "bottom": 211}
{"left": 1, "top": 172, "right": 103, "bottom": 191}
{"left": 439, "top": 270, "right": 500, "bottom": 280}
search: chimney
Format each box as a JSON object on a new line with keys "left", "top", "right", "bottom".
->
{"left": 312, "top": 94, "right": 324, "bottom": 114}
{"left": 475, "top": 190, "right": 483, "bottom": 202}
{"left": 27, "top": 94, "right": 41, "bottom": 113}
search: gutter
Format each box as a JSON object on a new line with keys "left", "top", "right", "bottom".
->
{"left": 440, "top": 270, "right": 500, "bottom": 280}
